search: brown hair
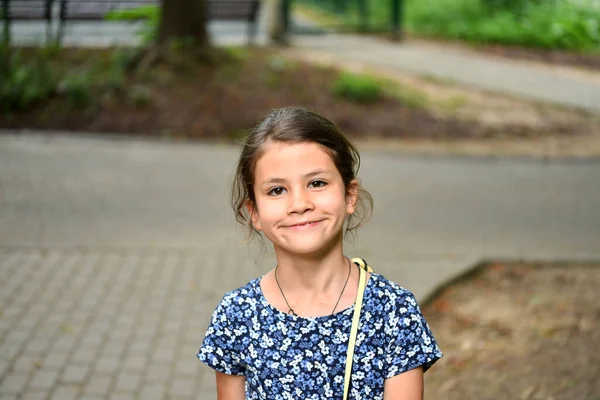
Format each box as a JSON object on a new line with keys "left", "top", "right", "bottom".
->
{"left": 232, "top": 107, "right": 373, "bottom": 241}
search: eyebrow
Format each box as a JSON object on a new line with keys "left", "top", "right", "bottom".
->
{"left": 261, "top": 169, "right": 330, "bottom": 186}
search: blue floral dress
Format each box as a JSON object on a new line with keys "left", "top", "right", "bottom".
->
{"left": 197, "top": 271, "right": 442, "bottom": 399}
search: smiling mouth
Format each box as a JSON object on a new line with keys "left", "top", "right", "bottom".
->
{"left": 287, "top": 220, "right": 322, "bottom": 230}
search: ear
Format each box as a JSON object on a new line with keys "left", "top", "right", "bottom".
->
{"left": 245, "top": 199, "right": 262, "bottom": 231}
{"left": 345, "top": 179, "right": 359, "bottom": 215}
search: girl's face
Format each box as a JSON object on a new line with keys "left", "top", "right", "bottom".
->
{"left": 249, "top": 141, "right": 358, "bottom": 257}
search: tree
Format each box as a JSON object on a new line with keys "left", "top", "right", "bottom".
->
{"left": 158, "top": 0, "right": 209, "bottom": 49}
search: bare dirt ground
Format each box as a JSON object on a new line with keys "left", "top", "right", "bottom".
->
{"left": 422, "top": 262, "right": 600, "bottom": 400}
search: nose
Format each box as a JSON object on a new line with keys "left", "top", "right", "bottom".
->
{"left": 288, "top": 188, "right": 314, "bottom": 214}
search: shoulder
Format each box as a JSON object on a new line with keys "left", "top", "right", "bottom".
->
{"left": 213, "top": 278, "right": 262, "bottom": 317}
{"left": 365, "top": 273, "right": 424, "bottom": 328}
{"left": 368, "top": 273, "right": 419, "bottom": 307}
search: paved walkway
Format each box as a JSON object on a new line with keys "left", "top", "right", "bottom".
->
{"left": 1, "top": 133, "right": 599, "bottom": 399}
{"left": 292, "top": 34, "right": 600, "bottom": 112}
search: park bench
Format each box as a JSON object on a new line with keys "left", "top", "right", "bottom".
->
{"left": 1, "top": 0, "right": 261, "bottom": 44}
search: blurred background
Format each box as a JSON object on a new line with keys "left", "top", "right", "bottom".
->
{"left": 1, "top": 0, "right": 599, "bottom": 398}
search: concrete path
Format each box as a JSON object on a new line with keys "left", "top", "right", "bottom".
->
{"left": 292, "top": 33, "right": 600, "bottom": 112}
{"left": 1, "top": 132, "right": 599, "bottom": 398}
{"left": 2, "top": 20, "right": 270, "bottom": 47}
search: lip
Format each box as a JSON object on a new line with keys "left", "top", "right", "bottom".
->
{"left": 286, "top": 220, "right": 323, "bottom": 230}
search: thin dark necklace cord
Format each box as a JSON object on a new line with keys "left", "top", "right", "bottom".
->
{"left": 274, "top": 258, "right": 352, "bottom": 317}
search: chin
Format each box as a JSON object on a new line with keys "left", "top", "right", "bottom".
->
{"left": 277, "top": 238, "right": 340, "bottom": 257}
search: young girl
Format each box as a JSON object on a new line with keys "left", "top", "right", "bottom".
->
{"left": 197, "top": 107, "right": 442, "bottom": 399}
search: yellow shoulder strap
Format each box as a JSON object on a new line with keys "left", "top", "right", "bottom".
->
{"left": 343, "top": 258, "right": 370, "bottom": 399}
{"left": 351, "top": 257, "right": 373, "bottom": 273}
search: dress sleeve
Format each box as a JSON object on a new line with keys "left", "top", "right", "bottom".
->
{"left": 385, "top": 290, "right": 442, "bottom": 378}
{"left": 197, "top": 294, "right": 246, "bottom": 376}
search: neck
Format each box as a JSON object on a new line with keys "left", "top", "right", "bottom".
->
{"left": 273, "top": 246, "right": 348, "bottom": 295}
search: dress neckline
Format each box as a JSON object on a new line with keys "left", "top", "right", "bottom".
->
{"left": 254, "top": 272, "right": 376, "bottom": 323}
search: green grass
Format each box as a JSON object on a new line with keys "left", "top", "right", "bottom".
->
{"left": 332, "top": 70, "right": 431, "bottom": 108}
{"left": 333, "top": 72, "right": 384, "bottom": 103}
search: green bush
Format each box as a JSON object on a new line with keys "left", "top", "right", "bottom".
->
{"left": 405, "top": 0, "right": 600, "bottom": 51}
{"left": 300, "top": 0, "right": 600, "bottom": 51}
{"left": 0, "top": 49, "right": 58, "bottom": 113}
{"left": 105, "top": 5, "right": 160, "bottom": 44}
{"left": 333, "top": 72, "right": 384, "bottom": 104}
{"left": 60, "top": 73, "right": 93, "bottom": 108}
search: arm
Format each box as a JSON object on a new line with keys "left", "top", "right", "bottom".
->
{"left": 383, "top": 366, "right": 424, "bottom": 400}
{"left": 216, "top": 371, "right": 246, "bottom": 400}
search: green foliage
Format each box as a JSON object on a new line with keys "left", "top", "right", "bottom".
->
{"left": 105, "top": 5, "right": 160, "bottom": 44}
{"left": 223, "top": 46, "right": 249, "bottom": 62}
{"left": 105, "top": 5, "right": 159, "bottom": 21}
{"left": 333, "top": 72, "right": 384, "bottom": 104}
{"left": 0, "top": 43, "right": 156, "bottom": 113}
{"left": 59, "top": 73, "right": 93, "bottom": 108}
{"left": 404, "top": 0, "right": 600, "bottom": 51}
{"left": 300, "top": 0, "right": 600, "bottom": 51}
{"left": 0, "top": 49, "right": 58, "bottom": 113}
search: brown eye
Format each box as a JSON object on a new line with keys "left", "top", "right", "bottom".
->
{"left": 309, "top": 180, "right": 327, "bottom": 188}
{"left": 267, "top": 187, "right": 286, "bottom": 196}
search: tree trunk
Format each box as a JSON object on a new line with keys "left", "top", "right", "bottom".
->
{"left": 158, "top": 0, "right": 209, "bottom": 48}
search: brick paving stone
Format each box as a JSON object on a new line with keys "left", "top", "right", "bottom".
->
{"left": 139, "top": 383, "right": 166, "bottom": 400}
{"left": 0, "top": 359, "right": 9, "bottom": 379}
{"left": 83, "top": 375, "right": 113, "bottom": 396}
{"left": 25, "top": 339, "right": 53, "bottom": 355}
{"left": 194, "top": 391, "right": 216, "bottom": 400}
{"left": 12, "top": 354, "right": 42, "bottom": 373}
{"left": 122, "top": 355, "right": 146, "bottom": 372}
{"left": 152, "top": 349, "right": 175, "bottom": 364}
{"left": 114, "top": 372, "right": 141, "bottom": 392}
{"left": 60, "top": 365, "right": 88, "bottom": 384}
{"left": 0, "top": 342, "right": 20, "bottom": 361}
{"left": 51, "top": 337, "right": 78, "bottom": 353}
{"left": 173, "top": 358, "right": 200, "bottom": 377}
{"left": 0, "top": 371, "right": 30, "bottom": 394}
{"left": 94, "top": 356, "right": 120, "bottom": 373}
{"left": 29, "top": 369, "right": 59, "bottom": 391}
{"left": 49, "top": 385, "right": 78, "bottom": 400}
{"left": 20, "top": 390, "right": 48, "bottom": 400}
{"left": 145, "top": 364, "right": 171, "bottom": 382}
{"left": 110, "top": 394, "right": 136, "bottom": 400}
{"left": 42, "top": 353, "right": 69, "bottom": 369}
{"left": 169, "top": 377, "right": 195, "bottom": 397}
{"left": 79, "top": 334, "right": 104, "bottom": 347}
{"left": 108, "top": 328, "right": 131, "bottom": 341}
{"left": 129, "top": 339, "right": 152, "bottom": 355}
{"left": 71, "top": 348, "right": 98, "bottom": 365}
{"left": 103, "top": 339, "right": 128, "bottom": 356}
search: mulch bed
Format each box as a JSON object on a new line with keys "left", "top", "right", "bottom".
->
{"left": 422, "top": 262, "right": 600, "bottom": 399}
{"left": 0, "top": 47, "right": 589, "bottom": 142}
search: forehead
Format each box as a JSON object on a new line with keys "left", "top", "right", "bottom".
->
{"left": 254, "top": 141, "right": 337, "bottom": 179}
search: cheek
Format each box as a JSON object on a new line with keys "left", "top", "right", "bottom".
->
{"left": 254, "top": 198, "right": 286, "bottom": 222}
{"left": 316, "top": 191, "right": 347, "bottom": 213}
